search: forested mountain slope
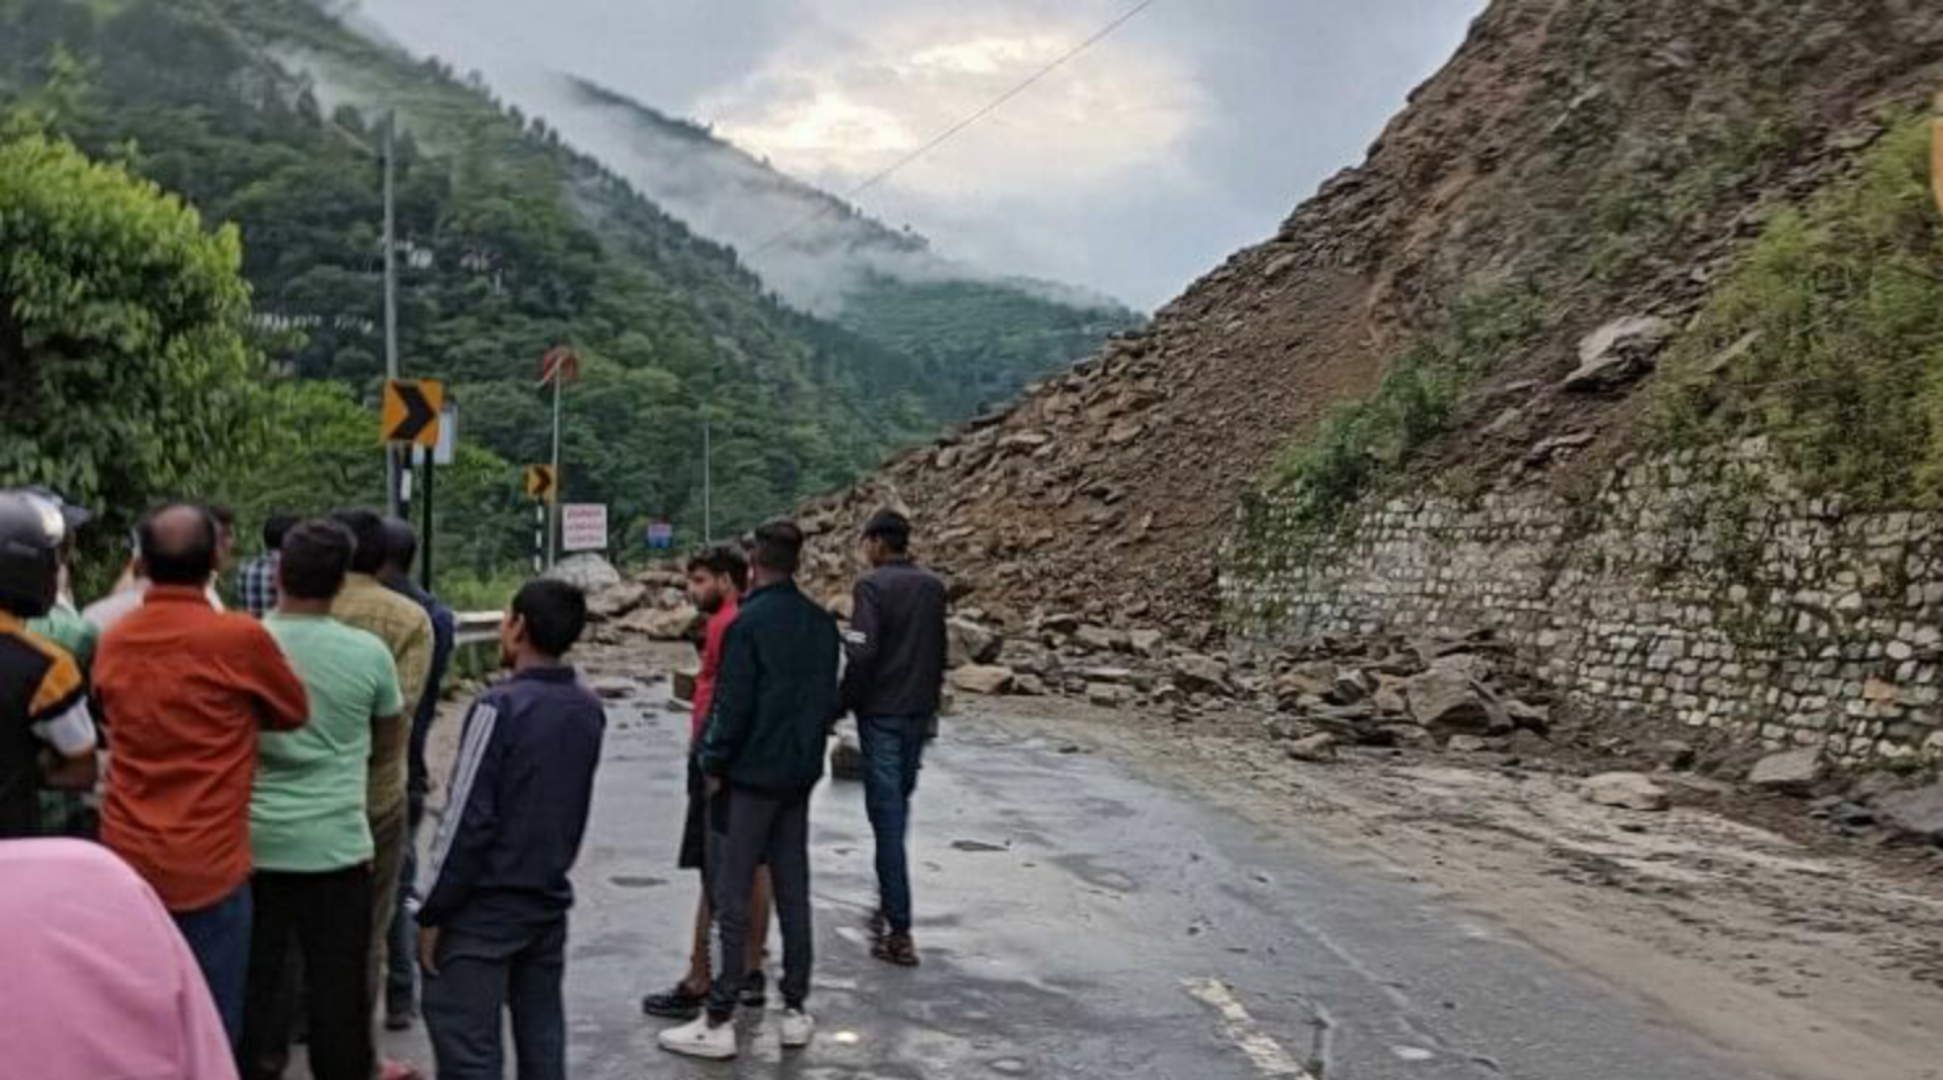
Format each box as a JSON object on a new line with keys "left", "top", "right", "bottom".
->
{"left": 554, "top": 75, "right": 1143, "bottom": 416}
{"left": 0, "top": 0, "right": 1129, "bottom": 566}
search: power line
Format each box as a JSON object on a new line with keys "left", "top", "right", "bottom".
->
{"left": 749, "top": 0, "right": 1160, "bottom": 258}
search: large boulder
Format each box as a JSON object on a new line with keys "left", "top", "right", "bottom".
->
{"left": 1171, "top": 654, "right": 1231, "bottom": 695}
{"left": 618, "top": 602, "right": 701, "bottom": 642}
{"left": 586, "top": 580, "right": 650, "bottom": 622}
{"left": 1877, "top": 780, "right": 1943, "bottom": 840}
{"left": 1747, "top": 748, "right": 1828, "bottom": 794}
{"left": 950, "top": 665, "right": 1016, "bottom": 696}
{"left": 1582, "top": 772, "right": 1672, "bottom": 812}
{"left": 1086, "top": 682, "right": 1131, "bottom": 707}
{"left": 1075, "top": 624, "right": 1129, "bottom": 653}
{"left": 947, "top": 618, "right": 1004, "bottom": 668}
{"left": 1562, "top": 315, "right": 1675, "bottom": 392}
{"left": 1403, "top": 660, "right": 1501, "bottom": 733}
{"left": 1286, "top": 733, "right": 1338, "bottom": 763}
{"left": 546, "top": 553, "right": 623, "bottom": 594}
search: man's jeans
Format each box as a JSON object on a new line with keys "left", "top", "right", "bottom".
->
{"left": 386, "top": 791, "right": 426, "bottom": 1018}
{"left": 859, "top": 715, "right": 930, "bottom": 934}
{"left": 422, "top": 921, "right": 569, "bottom": 1080}
{"left": 706, "top": 786, "right": 813, "bottom": 1022}
{"left": 240, "top": 865, "right": 374, "bottom": 1080}
{"left": 172, "top": 882, "right": 253, "bottom": 1046}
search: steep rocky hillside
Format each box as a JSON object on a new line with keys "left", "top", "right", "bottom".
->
{"left": 796, "top": 0, "right": 1943, "bottom": 645}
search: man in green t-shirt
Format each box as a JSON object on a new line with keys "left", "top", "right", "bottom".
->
{"left": 241, "top": 519, "right": 405, "bottom": 1080}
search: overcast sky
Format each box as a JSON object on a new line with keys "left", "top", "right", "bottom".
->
{"left": 350, "top": 0, "right": 1482, "bottom": 310}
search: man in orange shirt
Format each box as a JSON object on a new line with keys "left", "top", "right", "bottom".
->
{"left": 95, "top": 504, "right": 310, "bottom": 1046}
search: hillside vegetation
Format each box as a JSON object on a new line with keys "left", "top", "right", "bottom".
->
{"left": 1651, "top": 116, "right": 1943, "bottom": 506}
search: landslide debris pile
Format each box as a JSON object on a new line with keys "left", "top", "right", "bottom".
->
{"left": 784, "top": 0, "right": 1943, "bottom": 645}
{"left": 586, "top": 561, "right": 1943, "bottom": 845}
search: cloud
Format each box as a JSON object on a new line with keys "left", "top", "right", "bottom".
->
{"left": 348, "top": 0, "right": 1483, "bottom": 309}
{"left": 702, "top": 9, "right": 1208, "bottom": 200}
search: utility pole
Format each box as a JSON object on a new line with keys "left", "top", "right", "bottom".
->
{"left": 703, "top": 414, "right": 712, "bottom": 545}
{"left": 419, "top": 450, "right": 436, "bottom": 590}
{"left": 382, "top": 110, "right": 401, "bottom": 519}
{"left": 547, "top": 369, "right": 562, "bottom": 568}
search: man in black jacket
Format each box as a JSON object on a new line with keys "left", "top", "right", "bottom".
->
{"left": 659, "top": 521, "right": 838, "bottom": 1062}
{"left": 838, "top": 509, "right": 947, "bottom": 967}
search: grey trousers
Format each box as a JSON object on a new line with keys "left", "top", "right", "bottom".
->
{"left": 422, "top": 921, "right": 568, "bottom": 1080}
{"left": 706, "top": 785, "right": 813, "bottom": 1021}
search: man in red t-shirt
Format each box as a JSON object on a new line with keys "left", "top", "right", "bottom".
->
{"left": 640, "top": 545, "right": 774, "bottom": 1020}
{"left": 94, "top": 504, "right": 310, "bottom": 1046}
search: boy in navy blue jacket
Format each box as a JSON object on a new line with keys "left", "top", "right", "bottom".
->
{"left": 418, "top": 580, "right": 606, "bottom": 1080}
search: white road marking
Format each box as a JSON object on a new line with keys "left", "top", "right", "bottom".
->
{"left": 1184, "top": 978, "right": 1319, "bottom": 1079}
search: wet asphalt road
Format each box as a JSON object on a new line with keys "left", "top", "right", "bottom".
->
{"left": 372, "top": 673, "right": 1771, "bottom": 1079}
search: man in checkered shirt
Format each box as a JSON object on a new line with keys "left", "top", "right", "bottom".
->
{"left": 238, "top": 514, "right": 296, "bottom": 619}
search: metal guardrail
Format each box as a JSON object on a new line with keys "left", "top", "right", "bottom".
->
{"left": 454, "top": 610, "right": 502, "bottom": 647}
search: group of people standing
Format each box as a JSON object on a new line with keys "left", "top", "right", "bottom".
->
{"left": 0, "top": 490, "right": 605, "bottom": 1080}
{"left": 1, "top": 488, "right": 948, "bottom": 1077}
{"left": 646, "top": 508, "right": 948, "bottom": 1062}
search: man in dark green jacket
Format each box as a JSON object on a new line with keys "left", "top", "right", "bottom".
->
{"left": 660, "top": 521, "right": 839, "bottom": 1062}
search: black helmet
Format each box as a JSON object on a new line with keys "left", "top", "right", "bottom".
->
{"left": 0, "top": 490, "right": 65, "bottom": 619}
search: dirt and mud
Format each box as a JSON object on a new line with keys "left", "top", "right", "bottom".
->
{"left": 953, "top": 683, "right": 1943, "bottom": 1080}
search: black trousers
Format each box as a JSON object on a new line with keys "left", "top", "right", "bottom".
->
{"left": 240, "top": 865, "right": 374, "bottom": 1080}
{"left": 706, "top": 785, "right": 813, "bottom": 1021}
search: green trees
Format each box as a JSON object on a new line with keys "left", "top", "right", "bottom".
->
{"left": 0, "top": 131, "right": 265, "bottom": 529}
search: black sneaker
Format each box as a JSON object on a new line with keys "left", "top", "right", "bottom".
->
{"left": 867, "top": 908, "right": 889, "bottom": 939}
{"left": 641, "top": 983, "right": 708, "bottom": 1020}
{"left": 738, "top": 969, "right": 768, "bottom": 1009}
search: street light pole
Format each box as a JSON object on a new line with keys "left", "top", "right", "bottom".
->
{"left": 382, "top": 110, "right": 401, "bottom": 519}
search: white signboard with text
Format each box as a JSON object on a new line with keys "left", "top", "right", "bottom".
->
{"left": 561, "top": 503, "right": 609, "bottom": 553}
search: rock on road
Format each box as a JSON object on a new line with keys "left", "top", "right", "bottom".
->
{"left": 354, "top": 658, "right": 1788, "bottom": 1080}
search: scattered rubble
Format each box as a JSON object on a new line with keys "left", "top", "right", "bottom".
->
{"left": 1582, "top": 772, "right": 1673, "bottom": 812}
{"left": 1748, "top": 748, "right": 1829, "bottom": 795}
{"left": 1561, "top": 315, "right": 1675, "bottom": 392}
{"left": 1876, "top": 780, "right": 1943, "bottom": 841}
{"left": 545, "top": 552, "right": 623, "bottom": 594}
{"left": 951, "top": 665, "right": 1016, "bottom": 696}
{"left": 1286, "top": 733, "right": 1338, "bottom": 763}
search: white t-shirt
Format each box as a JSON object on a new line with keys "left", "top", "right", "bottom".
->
{"left": 82, "top": 580, "right": 223, "bottom": 634}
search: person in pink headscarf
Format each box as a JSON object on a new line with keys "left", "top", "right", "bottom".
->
{"left": 0, "top": 839, "right": 236, "bottom": 1080}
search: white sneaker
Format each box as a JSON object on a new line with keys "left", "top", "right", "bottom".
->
{"left": 779, "top": 1008, "right": 815, "bottom": 1050}
{"left": 658, "top": 1015, "right": 737, "bottom": 1060}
